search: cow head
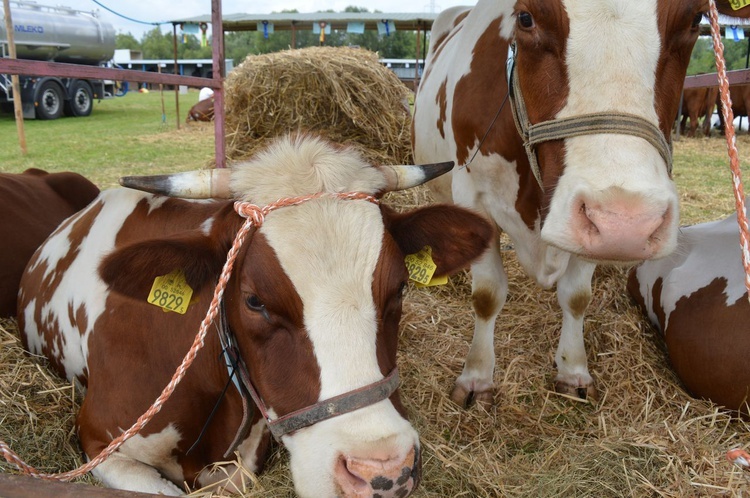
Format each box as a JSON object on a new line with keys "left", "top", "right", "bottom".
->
{"left": 501, "top": 0, "right": 749, "bottom": 263}
{"left": 103, "top": 135, "right": 494, "bottom": 497}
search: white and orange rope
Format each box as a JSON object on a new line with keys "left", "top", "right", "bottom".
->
{"left": 708, "top": 0, "right": 750, "bottom": 305}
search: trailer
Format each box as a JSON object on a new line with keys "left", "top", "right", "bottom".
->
{"left": 0, "top": 0, "right": 116, "bottom": 119}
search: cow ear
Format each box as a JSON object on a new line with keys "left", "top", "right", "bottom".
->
{"left": 44, "top": 172, "right": 100, "bottom": 211}
{"left": 99, "top": 231, "right": 229, "bottom": 301}
{"left": 385, "top": 204, "right": 495, "bottom": 276}
{"left": 715, "top": 2, "right": 750, "bottom": 17}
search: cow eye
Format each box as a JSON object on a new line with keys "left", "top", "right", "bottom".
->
{"left": 246, "top": 295, "right": 271, "bottom": 321}
{"left": 691, "top": 12, "right": 704, "bottom": 29}
{"left": 246, "top": 295, "right": 263, "bottom": 311}
{"left": 517, "top": 11, "right": 534, "bottom": 29}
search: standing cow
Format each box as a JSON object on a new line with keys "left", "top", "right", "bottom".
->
{"left": 717, "top": 83, "right": 750, "bottom": 135}
{"left": 679, "top": 86, "right": 719, "bottom": 138}
{"left": 412, "top": 0, "right": 750, "bottom": 407}
{"left": 18, "top": 134, "right": 493, "bottom": 496}
{"left": 0, "top": 168, "right": 99, "bottom": 317}
{"left": 628, "top": 204, "right": 750, "bottom": 414}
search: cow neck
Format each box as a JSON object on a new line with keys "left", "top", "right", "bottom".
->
{"left": 507, "top": 44, "right": 673, "bottom": 190}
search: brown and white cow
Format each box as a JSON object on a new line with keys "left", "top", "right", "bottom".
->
{"left": 412, "top": 1, "right": 750, "bottom": 406}
{"left": 17, "top": 135, "right": 493, "bottom": 496}
{"left": 717, "top": 83, "right": 750, "bottom": 135}
{"left": 628, "top": 204, "right": 750, "bottom": 414}
{"left": 679, "top": 86, "right": 719, "bottom": 138}
{"left": 186, "top": 97, "right": 214, "bottom": 122}
{"left": 0, "top": 168, "right": 99, "bottom": 317}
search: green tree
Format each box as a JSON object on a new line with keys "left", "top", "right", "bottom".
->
{"left": 225, "top": 31, "right": 257, "bottom": 65}
{"left": 688, "top": 35, "right": 750, "bottom": 75}
{"left": 115, "top": 33, "right": 141, "bottom": 51}
{"left": 140, "top": 27, "right": 174, "bottom": 59}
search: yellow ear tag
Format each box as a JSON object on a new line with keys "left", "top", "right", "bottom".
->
{"left": 415, "top": 274, "right": 449, "bottom": 288}
{"left": 405, "top": 246, "right": 446, "bottom": 286}
{"left": 730, "top": 0, "right": 750, "bottom": 10}
{"left": 148, "top": 270, "right": 194, "bottom": 314}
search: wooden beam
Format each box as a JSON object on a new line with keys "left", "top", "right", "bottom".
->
{"left": 684, "top": 68, "right": 750, "bottom": 89}
{"left": 0, "top": 59, "right": 218, "bottom": 89}
{"left": 0, "top": 474, "right": 163, "bottom": 498}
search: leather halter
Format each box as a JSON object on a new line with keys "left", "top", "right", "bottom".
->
{"left": 216, "top": 302, "right": 401, "bottom": 453}
{"left": 211, "top": 192, "right": 401, "bottom": 455}
{"left": 507, "top": 44, "right": 673, "bottom": 190}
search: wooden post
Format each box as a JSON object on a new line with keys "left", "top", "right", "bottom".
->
{"left": 2, "top": 0, "right": 27, "bottom": 154}
{"left": 211, "top": 0, "right": 225, "bottom": 168}
{"left": 172, "top": 23, "right": 180, "bottom": 130}
{"left": 414, "top": 23, "right": 421, "bottom": 92}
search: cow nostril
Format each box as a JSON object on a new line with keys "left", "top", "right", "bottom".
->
{"left": 336, "top": 456, "right": 369, "bottom": 492}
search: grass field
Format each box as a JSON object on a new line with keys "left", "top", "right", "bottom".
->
{"left": 0, "top": 90, "right": 215, "bottom": 190}
{"left": 3, "top": 97, "right": 750, "bottom": 497}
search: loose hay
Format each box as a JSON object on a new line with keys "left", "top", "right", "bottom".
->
{"left": 3, "top": 137, "right": 750, "bottom": 496}
{"left": 223, "top": 46, "right": 413, "bottom": 167}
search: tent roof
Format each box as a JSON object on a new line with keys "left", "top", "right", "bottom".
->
{"left": 169, "top": 12, "right": 438, "bottom": 32}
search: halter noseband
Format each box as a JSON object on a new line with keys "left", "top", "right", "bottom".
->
{"left": 507, "top": 44, "right": 673, "bottom": 190}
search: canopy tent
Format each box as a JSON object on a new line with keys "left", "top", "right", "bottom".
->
{"left": 169, "top": 12, "right": 437, "bottom": 34}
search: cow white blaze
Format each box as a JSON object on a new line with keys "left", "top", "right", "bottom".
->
{"left": 543, "top": 0, "right": 677, "bottom": 261}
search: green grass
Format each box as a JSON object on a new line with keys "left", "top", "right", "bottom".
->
{"left": 0, "top": 90, "right": 215, "bottom": 189}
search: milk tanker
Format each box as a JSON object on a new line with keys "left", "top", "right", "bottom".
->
{"left": 0, "top": 0, "right": 116, "bottom": 119}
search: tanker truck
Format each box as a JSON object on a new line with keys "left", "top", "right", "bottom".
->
{"left": 0, "top": 0, "right": 116, "bottom": 119}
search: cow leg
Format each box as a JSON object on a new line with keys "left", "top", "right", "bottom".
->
{"left": 90, "top": 452, "right": 184, "bottom": 495}
{"left": 552, "top": 256, "right": 597, "bottom": 399}
{"left": 451, "top": 237, "right": 507, "bottom": 407}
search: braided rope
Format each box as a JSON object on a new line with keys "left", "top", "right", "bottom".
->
{"left": 0, "top": 191, "right": 378, "bottom": 481}
{"left": 708, "top": 0, "right": 750, "bottom": 306}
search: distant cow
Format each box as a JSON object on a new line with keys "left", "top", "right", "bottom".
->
{"left": 628, "top": 204, "right": 750, "bottom": 413}
{"left": 186, "top": 97, "right": 214, "bottom": 122}
{"left": 412, "top": 1, "right": 750, "bottom": 406}
{"left": 0, "top": 168, "right": 99, "bottom": 317}
{"left": 717, "top": 84, "right": 750, "bottom": 135}
{"left": 18, "top": 135, "right": 493, "bottom": 496}
{"left": 679, "top": 86, "right": 718, "bottom": 137}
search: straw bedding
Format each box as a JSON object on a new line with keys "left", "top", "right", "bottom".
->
{"left": 2, "top": 142, "right": 750, "bottom": 494}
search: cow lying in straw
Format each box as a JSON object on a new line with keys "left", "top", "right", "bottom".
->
{"left": 628, "top": 204, "right": 750, "bottom": 414}
{"left": 17, "top": 134, "right": 493, "bottom": 496}
{"left": 0, "top": 168, "right": 99, "bottom": 318}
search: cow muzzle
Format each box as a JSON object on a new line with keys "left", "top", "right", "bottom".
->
{"left": 334, "top": 445, "right": 421, "bottom": 498}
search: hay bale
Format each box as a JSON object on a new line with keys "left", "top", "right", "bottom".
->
{"left": 224, "top": 46, "right": 413, "bottom": 166}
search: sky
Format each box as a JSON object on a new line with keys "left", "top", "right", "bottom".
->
{"left": 28, "top": 0, "right": 469, "bottom": 39}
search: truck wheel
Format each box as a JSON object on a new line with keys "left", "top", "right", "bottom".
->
{"left": 35, "top": 81, "right": 64, "bottom": 120}
{"left": 64, "top": 81, "right": 93, "bottom": 117}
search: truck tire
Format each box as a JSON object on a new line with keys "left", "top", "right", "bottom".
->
{"left": 35, "top": 81, "right": 64, "bottom": 120}
{"left": 64, "top": 81, "right": 94, "bottom": 117}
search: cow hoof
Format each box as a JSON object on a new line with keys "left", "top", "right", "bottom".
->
{"left": 450, "top": 383, "right": 494, "bottom": 408}
{"left": 554, "top": 380, "right": 598, "bottom": 401}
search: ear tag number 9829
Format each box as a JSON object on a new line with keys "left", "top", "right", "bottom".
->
{"left": 148, "top": 270, "right": 194, "bottom": 314}
{"left": 405, "top": 245, "right": 448, "bottom": 288}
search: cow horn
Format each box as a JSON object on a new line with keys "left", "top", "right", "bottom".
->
{"left": 119, "top": 168, "right": 232, "bottom": 199}
{"left": 380, "top": 161, "right": 455, "bottom": 192}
